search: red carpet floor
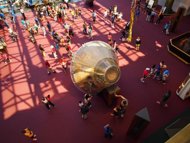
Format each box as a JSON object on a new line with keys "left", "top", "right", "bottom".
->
{"left": 0, "top": 0, "right": 190, "bottom": 143}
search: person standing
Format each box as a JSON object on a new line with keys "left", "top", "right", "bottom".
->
{"left": 20, "top": 7, "right": 26, "bottom": 20}
{"left": 107, "top": 32, "right": 113, "bottom": 45}
{"left": 88, "top": 23, "right": 93, "bottom": 39}
{"left": 111, "top": 14, "right": 116, "bottom": 28}
{"left": 104, "top": 9, "right": 108, "bottom": 18}
{"left": 41, "top": 24, "right": 46, "bottom": 37}
{"left": 45, "top": 60, "right": 56, "bottom": 75}
{"left": 92, "top": 10, "right": 96, "bottom": 23}
{"left": 55, "top": 42, "right": 60, "bottom": 51}
{"left": 46, "top": 21, "right": 52, "bottom": 33}
{"left": 10, "top": 8, "right": 16, "bottom": 24}
{"left": 113, "top": 40, "right": 119, "bottom": 53}
{"left": 149, "top": 64, "right": 156, "bottom": 78}
{"left": 163, "top": 21, "right": 171, "bottom": 35}
{"left": 150, "top": 10, "right": 156, "bottom": 23}
{"left": 135, "top": 7, "right": 140, "bottom": 20}
{"left": 140, "top": 68, "right": 150, "bottom": 83}
{"left": 39, "top": 44, "right": 46, "bottom": 58}
{"left": 83, "top": 21, "right": 87, "bottom": 34}
{"left": 59, "top": 57, "right": 67, "bottom": 72}
{"left": 115, "top": 94, "right": 128, "bottom": 111}
{"left": 71, "top": 9, "right": 75, "bottom": 22}
{"left": 162, "top": 69, "right": 169, "bottom": 84}
{"left": 79, "top": 101, "right": 89, "bottom": 119}
{"left": 155, "top": 12, "right": 164, "bottom": 24}
{"left": 104, "top": 124, "right": 113, "bottom": 139}
{"left": 84, "top": 93, "right": 92, "bottom": 109}
{"left": 41, "top": 95, "right": 55, "bottom": 110}
{"left": 50, "top": 45, "right": 58, "bottom": 59}
{"left": 135, "top": 37, "right": 141, "bottom": 50}
{"left": 156, "top": 90, "right": 171, "bottom": 107}
{"left": 34, "top": 16, "right": 40, "bottom": 28}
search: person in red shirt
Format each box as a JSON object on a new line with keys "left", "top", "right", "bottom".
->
{"left": 45, "top": 60, "right": 56, "bottom": 75}
{"left": 59, "top": 57, "right": 67, "bottom": 72}
{"left": 140, "top": 68, "right": 150, "bottom": 83}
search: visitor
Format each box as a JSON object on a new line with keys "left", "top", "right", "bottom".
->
{"left": 104, "top": 124, "right": 113, "bottom": 139}
{"left": 156, "top": 90, "right": 171, "bottom": 107}
{"left": 39, "top": 44, "right": 46, "bottom": 58}
{"left": 135, "top": 37, "right": 141, "bottom": 50}
{"left": 45, "top": 60, "right": 56, "bottom": 75}
{"left": 92, "top": 10, "right": 96, "bottom": 23}
{"left": 140, "top": 68, "right": 150, "bottom": 83}
{"left": 41, "top": 95, "right": 55, "bottom": 110}
{"left": 22, "top": 128, "right": 37, "bottom": 141}
{"left": 79, "top": 101, "right": 89, "bottom": 119}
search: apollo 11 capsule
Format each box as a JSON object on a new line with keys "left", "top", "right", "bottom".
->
{"left": 70, "top": 41, "right": 120, "bottom": 94}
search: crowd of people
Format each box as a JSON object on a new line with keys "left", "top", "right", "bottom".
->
{"left": 140, "top": 61, "right": 169, "bottom": 84}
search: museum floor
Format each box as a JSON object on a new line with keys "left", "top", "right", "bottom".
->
{"left": 0, "top": 0, "right": 190, "bottom": 143}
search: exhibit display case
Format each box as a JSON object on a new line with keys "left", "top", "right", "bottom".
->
{"left": 168, "top": 32, "right": 190, "bottom": 64}
{"left": 176, "top": 73, "right": 190, "bottom": 100}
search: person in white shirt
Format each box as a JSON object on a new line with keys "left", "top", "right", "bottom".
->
{"left": 20, "top": 8, "right": 26, "bottom": 20}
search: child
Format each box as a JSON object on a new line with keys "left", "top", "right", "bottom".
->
{"left": 140, "top": 68, "right": 150, "bottom": 83}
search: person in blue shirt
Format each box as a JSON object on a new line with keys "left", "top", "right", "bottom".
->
{"left": 162, "top": 69, "right": 169, "bottom": 84}
{"left": 104, "top": 124, "right": 113, "bottom": 139}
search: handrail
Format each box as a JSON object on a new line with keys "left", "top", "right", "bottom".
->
{"left": 169, "top": 32, "right": 190, "bottom": 57}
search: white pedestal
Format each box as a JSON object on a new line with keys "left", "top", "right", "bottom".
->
{"left": 176, "top": 73, "right": 190, "bottom": 100}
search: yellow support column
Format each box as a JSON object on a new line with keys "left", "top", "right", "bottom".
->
{"left": 127, "top": 0, "right": 136, "bottom": 42}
